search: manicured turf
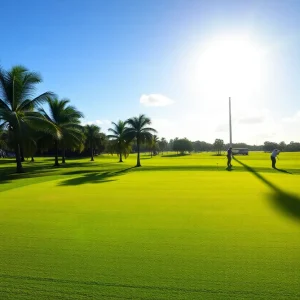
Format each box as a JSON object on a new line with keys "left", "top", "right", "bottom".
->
{"left": 0, "top": 152, "right": 300, "bottom": 299}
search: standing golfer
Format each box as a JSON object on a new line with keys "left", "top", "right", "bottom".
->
{"left": 270, "top": 149, "right": 280, "bottom": 169}
{"left": 227, "top": 147, "right": 233, "bottom": 168}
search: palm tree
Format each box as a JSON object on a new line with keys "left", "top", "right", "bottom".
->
{"left": 0, "top": 65, "right": 54, "bottom": 172}
{"left": 84, "top": 124, "right": 102, "bottom": 161}
{"left": 39, "top": 97, "right": 84, "bottom": 166}
{"left": 107, "top": 120, "right": 131, "bottom": 162}
{"left": 159, "top": 137, "right": 167, "bottom": 155}
{"left": 126, "top": 114, "right": 157, "bottom": 167}
{"left": 149, "top": 135, "right": 160, "bottom": 157}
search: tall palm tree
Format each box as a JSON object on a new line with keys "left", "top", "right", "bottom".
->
{"left": 39, "top": 97, "right": 84, "bottom": 166}
{"left": 0, "top": 65, "right": 54, "bottom": 172}
{"left": 126, "top": 114, "right": 157, "bottom": 167}
{"left": 107, "top": 120, "right": 131, "bottom": 162}
{"left": 84, "top": 124, "right": 102, "bottom": 161}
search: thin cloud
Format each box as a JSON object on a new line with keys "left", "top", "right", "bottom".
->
{"left": 81, "top": 119, "right": 103, "bottom": 126}
{"left": 238, "top": 116, "right": 265, "bottom": 124}
{"left": 282, "top": 111, "right": 300, "bottom": 123}
{"left": 216, "top": 123, "right": 228, "bottom": 132}
{"left": 236, "top": 109, "right": 268, "bottom": 125}
{"left": 140, "top": 94, "right": 174, "bottom": 107}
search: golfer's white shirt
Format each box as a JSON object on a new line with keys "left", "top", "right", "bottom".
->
{"left": 271, "top": 150, "right": 279, "bottom": 158}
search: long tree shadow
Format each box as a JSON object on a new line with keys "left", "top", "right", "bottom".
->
{"left": 161, "top": 153, "right": 190, "bottom": 158}
{"left": 58, "top": 172, "right": 116, "bottom": 186}
{"left": 58, "top": 167, "right": 135, "bottom": 186}
{"left": 234, "top": 158, "right": 300, "bottom": 222}
{"left": 0, "top": 160, "right": 121, "bottom": 183}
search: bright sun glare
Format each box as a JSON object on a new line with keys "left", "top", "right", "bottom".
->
{"left": 195, "top": 36, "right": 263, "bottom": 100}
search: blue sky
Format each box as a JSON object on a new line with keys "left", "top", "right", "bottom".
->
{"left": 1, "top": 0, "right": 300, "bottom": 144}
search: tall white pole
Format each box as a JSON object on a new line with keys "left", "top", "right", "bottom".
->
{"left": 229, "top": 97, "right": 232, "bottom": 147}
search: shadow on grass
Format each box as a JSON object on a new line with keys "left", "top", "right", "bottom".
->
{"left": 161, "top": 153, "right": 190, "bottom": 158}
{"left": 0, "top": 160, "right": 119, "bottom": 182}
{"left": 0, "top": 159, "right": 17, "bottom": 164}
{"left": 274, "top": 168, "right": 292, "bottom": 174}
{"left": 234, "top": 157, "right": 300, "bottom": 222}
{"left": 58, "top": 167, "right": 135, "bottom": 186}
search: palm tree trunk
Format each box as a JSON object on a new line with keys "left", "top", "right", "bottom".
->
{"left": 15, "top": 143, "right": 24, "bottom": 173}
{"left": 136, "top": 141, "right": 141, "bottom": 167}
{"left": 91, "top": 146, "right": 94, "bottom": 161}
{"left": 20, "top": 145, "right": 25, "bottom": 162}
{"left": 119, "top": 152, "right": 123, "bottom": 163}
{"left": 54, "top": 141, "right": 59, "bottom": 167}
{"left": 31, "top": 156, "right": 34, "bottom": 162}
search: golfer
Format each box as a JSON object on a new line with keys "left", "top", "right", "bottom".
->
{"left": 270, "top": 149, "right": 280, "bottom": 169}
{"left": 227, "top": 147, "right": 233, "bottom": 168}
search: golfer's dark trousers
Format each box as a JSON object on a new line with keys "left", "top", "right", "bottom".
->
{"left": 271, "top": 156, "right": 276, "bottom": 168}
{"left": 227, "top": 156, "right": 232, "bottom": 167}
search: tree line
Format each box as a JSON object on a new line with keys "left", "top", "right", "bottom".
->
{"left": 1, "top": 66, "right": 299, "bottom": 173}
{"left": 0, "top": 65, "right": 157, "bottom": 172}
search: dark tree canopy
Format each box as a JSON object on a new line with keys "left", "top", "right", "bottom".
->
{"left": 173, "top": 138, "right": 193, "bottom": 154}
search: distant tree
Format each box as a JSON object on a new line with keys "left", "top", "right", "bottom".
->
{"left": 263, "top": 141, "right": 279, "bottom": 152}
{"left": 84, "top": 124, "right": 102, "bottom": 161}
{"left": 193, "top": 141, "right": 201, "bottom": 152}
{"left": 193, "top": 141, "right": 213, "bottom": 152}
{"left": 192, "top": 140, "right": 213, "bottom": 152}
{"left": 126, "top": 114, "right": 157, "bottom": 167}
{"left": 107, "top": 120, "right": 131, "bottom": 162}
{"left": 285, "top": 141, "right": 300, "bottom": 152}
{"left": 168, "top": 139, "right": 174, "bottom": 152}
{"left": 202, "top": 141, "right": 213, "bottom": 151}
{"left": 279, "top": 141, "right": 286, "bottom": 151}
{"left": 158, "top": 137, "right": 168, "bottom": 155}
{"left": 149, "top": 135, "right": 160, "bottom": 157}
{"left": 213, "top": 138, "right": 224, "bottom": 155}
{"left": 173, "top": 138, "right": 193, "bottom": 154}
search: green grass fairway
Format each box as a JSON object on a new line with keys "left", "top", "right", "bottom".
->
{"left": 0, "top": 152, "right": 300, "bottom": 299}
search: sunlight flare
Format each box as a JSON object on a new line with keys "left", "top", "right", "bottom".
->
{"left": 193, "top": 36, "right": 264, "bottom": 102}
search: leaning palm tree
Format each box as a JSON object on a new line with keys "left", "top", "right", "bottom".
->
{"left": 126, "top": 114, "right": 157, "bottom": 167}
{"left": 39, "top": 97, "right": 84, "bottom": 166}
{"left": 84, "top": 124, "right": 102, "bottom": 161}
{"left": 0, "top": 65, "right": 54, "bottom": 172}
{"left": 107, "top": 120, "right": 131, "bottom": 162}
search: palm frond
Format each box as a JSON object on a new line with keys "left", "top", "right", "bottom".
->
{"left": 141, "top": 127, "right": 157, "bottom": 133}
{"left": 0, "top": 99, "right": 11, "bottom": 113}
{"left": 20, "top": 91, "right": 55, "bottom": 111}
{"left": 0, "top": 68, "right": 12, "bottom": 107}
